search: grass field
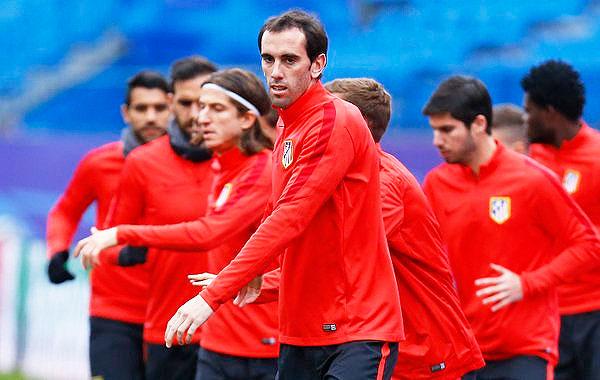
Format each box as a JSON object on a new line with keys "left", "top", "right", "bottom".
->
{"left": 0, "top": 372, "right": 27, "bottom": 380}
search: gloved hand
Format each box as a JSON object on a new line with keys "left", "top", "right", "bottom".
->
{"left": 118, "top": 245, "right": 148, "bottom": 267}
{"left": 47, "top": 250, "right": 75, "bottom": 284}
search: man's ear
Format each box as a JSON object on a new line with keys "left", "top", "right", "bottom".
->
{"left": 167, "top": 93, "right": 174, "bottom": 112}
{"left": 239, "top": 112, "right": 258, "bottom": 131}
{"left": 471, "top": 114, "right": 488, "bottom": 135}
{"left": 310, "top": 53, "right": 327, "bottom": 79}
{"left": 120, "top": 104, "right": 130, "bottom": 125}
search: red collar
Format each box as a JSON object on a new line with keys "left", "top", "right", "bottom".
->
{"left": 212, "top": 146, "right": 249, "bottom": 173}
{"left": 277, "top": 81, "right": 332, "bottom": 127}
{"left": 560, "top": 121, "right": 590, "bottom": 151}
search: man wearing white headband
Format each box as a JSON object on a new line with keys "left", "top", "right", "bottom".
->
{"left": 164, "top": 10, "right": 404, "bottom": 380}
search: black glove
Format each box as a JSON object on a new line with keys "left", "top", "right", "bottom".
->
{"left": 47, "top": 250, "right": 75, "bottom": 284}
{"left": 118, "top": 245, "right": 148, "bottom": 267}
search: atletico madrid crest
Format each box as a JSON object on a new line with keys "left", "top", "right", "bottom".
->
{"left": 489, "top": 196, "right": 511, "bottom": 224}
{"left": 215, "top": 183, "right": 233, "bottom": 210}
{"left": 282, "top": 139, "right": 294, "bottom": 169}
{"left": 562, "top": 169, "right": 581, "bottom": 194}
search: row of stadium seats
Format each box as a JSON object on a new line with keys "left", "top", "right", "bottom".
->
{"left": 3, "top": 0, "right": 600, "bottom": 133}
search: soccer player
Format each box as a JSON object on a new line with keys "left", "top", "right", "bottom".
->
{"left": 491, "top": 104, "right": 528, "bottom": 155}
{"left": 100, "top": 57, "right": 216, "bottom": 380}
{"left": 46, "top": 71, "right": 170, "bottom": 380}
{"left": 163, "top": 10, "right": 403, "bottom": 380}
{"left": 76, "top": 68, "right": 279, "bottom": 380}
{"left": 521, "top": 60, "right": 600, "bottom": 380}
{"left": 422, "top": 75, "right": 600, "bottom": 380}
{"left": 324, "top": 77, "right": 484, "bottom": 379}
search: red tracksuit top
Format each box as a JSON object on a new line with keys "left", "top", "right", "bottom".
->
{"left": 376, "top": 146, "right": 484, "bottom": 380}
{"left": 116, "top": 147, "right": 279, "bottom": 358}
{"left": 530, "top": 122, "right": 600, "bottom": 315}
{"left": 199, "top": 81, "right": 404, "bottom": 346}
{"left": 423, "top": 142, "right": 600, "bottom": 364}
{"left": 46, "top": 141, "right": 149, "bottom": 323}
{"left": 106, "top": 135, "right": 213, "bottom": 344}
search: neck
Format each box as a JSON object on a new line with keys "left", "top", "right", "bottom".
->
{"left": 466, "top": 135, "right": 496, "bottom": 175}
{"left": 553, "top": 119, "right": 581, "bottom": 147}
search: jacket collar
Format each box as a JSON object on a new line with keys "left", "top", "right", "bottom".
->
{"left": 277, "top": 81, "right": 331, "bottom": 127}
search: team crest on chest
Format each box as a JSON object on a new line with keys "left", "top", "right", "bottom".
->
{"left": 215, "top": 183, "right": 233, "bottom": 210}
{"left": 282, "top": 139, "right": 294, "bottom": 169}
{"left": 562, "top": 169, "right": 581, "bottom": 194}
{"left": 489, "top": 196, "right": 511, "bottom": 224}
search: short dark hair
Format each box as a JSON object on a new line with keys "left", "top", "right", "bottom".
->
{"left": 521, "top": 60, "right": 585, "bottom": 122}
{"left": 204, "top": 68, "right": 272, "bottom": 155}
{"left": 423, "top": 75, "right": 493, "bottom": 134}
{"left": 324, "top": 78, "right": 391, "bottom": 143}
{"left": 258, "top": 10, "right": 328, "bottom": 62}
{"left": 169, "top": 56, "right": 217, "bottom": 90}
{"left": 125, "top": 71, "right": 169, "bottom": 106}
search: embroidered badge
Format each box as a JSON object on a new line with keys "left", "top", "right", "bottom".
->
{"left": 282, "top": 139, "right": 294, "bottom": 169}
{"left": 562, "top": 169, "right": 581, "bottom": 194}
{"left": 489, "top": 196, "right": 511, "bottom": 224}
{"left": 215, "top": 183, "right": 233, "bottom": 210}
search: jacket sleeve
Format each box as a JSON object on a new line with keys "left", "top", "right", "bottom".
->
{"left": 116, "top": 156, "right": 271, "bottom": 251}
{"left": 200, "top": 107, "right": 359, "bottom": 310}
{"left": 253, "top": 268, "right": 280, "bottom": 304}
{"left": 521, "top": 168, "right": 600, "bottom": 296}
{"left": 104, "top": 155, "right": 147, "bottom": 227}
{"left": 100, "top": 155, "right": 147, "bottom": 264}
{"left": 380, "top": 177, "right": 406, "bottom": 250}
{"left": 46, "top": 154, "right": 96, "bottom": 258}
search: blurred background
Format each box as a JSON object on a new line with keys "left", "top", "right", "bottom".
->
{"left": 1, "top": 0, "right": 600, "bottom": 378}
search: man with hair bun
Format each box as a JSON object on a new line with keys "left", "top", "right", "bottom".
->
{"left": 522, "top": 59, "right": 600, "bottom": 380}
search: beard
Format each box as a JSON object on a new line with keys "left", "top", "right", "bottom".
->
{"left": 527, "top": 123, "right": 555, "bottom": 145}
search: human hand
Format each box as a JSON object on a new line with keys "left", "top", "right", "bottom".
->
{"left": 74, "top": 227, "right": 118, "bottom": 269}
{"left": 475, "top": 263, "right": 523, "bottom": 312}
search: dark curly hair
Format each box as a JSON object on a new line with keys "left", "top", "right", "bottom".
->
{"left": 521, "top": 60, "right": 585, "bottom": 122}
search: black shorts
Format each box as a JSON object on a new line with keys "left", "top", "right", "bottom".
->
{"left": 89, "top": 316, "right": 145, "bottom": 380}
{"left": 276, "top": 340, "right": 398, "bottom": 380}
{"left": 146, "top": 343, "right": 198, "bottom": 380}
{"left": 195, "top": 347, "right": 278, "bottom": 380}
{"left": 463, "top": 355, "right": 550, "bottom": 380}
{"left": 555, "top": 310, "right": 600, "bottom": 380}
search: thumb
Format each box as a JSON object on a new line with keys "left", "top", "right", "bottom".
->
{"left": 91, "top": 226, "right": 99, "bottom": 234}
{"left": 490, "top": 263, "right": 507, "bottom": 274}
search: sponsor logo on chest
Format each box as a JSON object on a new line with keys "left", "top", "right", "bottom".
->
{"left": 282, "top": 139, "right": 294, "bottom": 169}
{"left": 562, "top": 169, "right": 581, "bottom": 194}
{"left": 489, "top": 196, "right": 511, "bottom": 224}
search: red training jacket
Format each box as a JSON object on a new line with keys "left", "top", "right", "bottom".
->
{"left": 423, "top": 142, "right": 600, "bottom": 364}
{"left": 377, "top": 146, "right": 484, "bottom": 379}
{"left": 106, "top": 135, "right": 213, "bottom": 344}
{"left": 530, "top": 122, "right": 600, "bottom": 315}
{"left": 117, "top": 147, "right": 279, "bottom": 358}
{"left": 46, "top": 141, "right": 148, "bottom": 323}
{"left": 199, "top": 81, "right": 404, "bottom": 346}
